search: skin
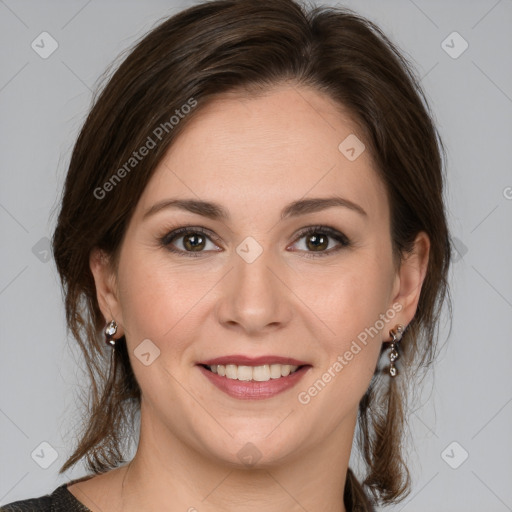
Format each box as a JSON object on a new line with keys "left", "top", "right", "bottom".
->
{"left": 68, "top": 83, "right": 429, "bottom": 512}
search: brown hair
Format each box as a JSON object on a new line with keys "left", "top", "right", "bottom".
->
{"left": 52, "top": 0, "right": 451, "bottom": 509}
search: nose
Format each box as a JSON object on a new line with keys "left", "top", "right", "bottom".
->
{"left": 214, "top": 244, "right": 293, "bottom": 337}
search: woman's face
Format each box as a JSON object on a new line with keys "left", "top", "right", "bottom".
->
{"left": 93, "top": 84, "right": 427, "bottom": 468}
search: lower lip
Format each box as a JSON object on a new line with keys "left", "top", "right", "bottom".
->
{"left": 197, "top": 365, "right": 311, "bottom": 400}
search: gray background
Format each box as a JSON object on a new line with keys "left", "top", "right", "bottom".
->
{"left": 1, "top": 0, "right": 511, "bottom": 510}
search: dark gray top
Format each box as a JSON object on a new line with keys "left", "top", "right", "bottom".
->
{"left": 0, "top": 468, "right": 375, "bottom": 511}
{"left": 0, "top": 483, "right": 91, "bottom": 512}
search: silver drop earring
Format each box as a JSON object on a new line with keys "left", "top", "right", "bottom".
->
{"left": 104, "top": 320, "right": 118, "bottom": 347}
{"left": 388, "top": 324, "right": 404, "bottom": 377}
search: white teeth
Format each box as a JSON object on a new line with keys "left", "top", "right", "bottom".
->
{"left": 237, "top": 365, "right": 253, "bottom": 381}
{"left": 270, "top": 364, "right": 282, "bottom": 379}
{"left": 225, "top": 364, "right": 238, "bottom": 379}
{"left": 206, "top": 363, "right": 300, "bottom": 382}
{"left": 253, "top": 365, "right": 270, "bottom": 382}
{"left": 280, "top": 364, "right": 291, "bottom": 377}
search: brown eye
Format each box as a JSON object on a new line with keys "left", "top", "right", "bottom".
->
{"left": 182, "top": 232, "right": 206, "bottom": 251}
{"left": 290, "top": 225, "right": 351, "bottom": 258}
{"left": 305, "top": 232, "right": 329, "bottom": 251}
{"left": 160, "top": 226, "right": 221, "bottom": 257}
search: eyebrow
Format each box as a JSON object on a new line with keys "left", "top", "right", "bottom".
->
{"left": 143, "top": 195, "right": 367, "bottom": 222}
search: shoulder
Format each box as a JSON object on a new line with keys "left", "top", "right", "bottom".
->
{"left": 0, "top": 490, "right": 53, "bottom": 512}
{"left": 0, "top": 483, "right": 90, "bottom": 512}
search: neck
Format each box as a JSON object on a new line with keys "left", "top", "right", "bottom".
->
{"left": 117, "top": 406, "right": 357, "bottom": 512}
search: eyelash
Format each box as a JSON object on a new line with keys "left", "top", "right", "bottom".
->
{"left": 159, "top": 225, "right": 351, "bottom": 259}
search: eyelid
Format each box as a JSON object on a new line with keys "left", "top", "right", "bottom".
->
{"left": 160, "top": 225, "right": 221, "bottom": 244}
{"left": 159, "top": 224, "right": 350, "bottom": 257}
{"left": 287, "top": 224, "right": 350, "bottom": 257}
{"left": 290, "top": 224, "right": 350, "bottom": 246}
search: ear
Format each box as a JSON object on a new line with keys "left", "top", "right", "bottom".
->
{"left": 89, "top": 247, "right": 124, "bottom": 337}
{"left": 388, "top": 231, "right": 430, "bottom": 338}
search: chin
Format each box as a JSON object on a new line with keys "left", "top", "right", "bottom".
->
{"left": 196, "top": 424, "right": 306, "bottom": 470}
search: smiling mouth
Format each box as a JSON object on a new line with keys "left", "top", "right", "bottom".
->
{"left": 200, "top": 363, "right": 308, "bottom": 382}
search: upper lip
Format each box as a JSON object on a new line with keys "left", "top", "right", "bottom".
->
{"left": 198, "top": 355, "right": 310, "bottom": 366}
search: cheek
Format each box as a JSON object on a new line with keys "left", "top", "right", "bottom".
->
{"left": 116, "top": 251, "right": 219, "bottom": 355}
{"left": 310, "top": 255, "right": 393, "bottom": 386}
{"left": 311, "top": 254, "right": 393, "bottom": 328}
{"left": 115, "top": 255, "right": 205, "bottom": 403}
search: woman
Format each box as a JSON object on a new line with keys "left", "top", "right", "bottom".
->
{"left": 1, "top": 0, "right": 451, "bottom": 510}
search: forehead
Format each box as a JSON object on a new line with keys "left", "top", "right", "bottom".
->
{"left": 135, "top": 85, "right": 388, "bottom": 225}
